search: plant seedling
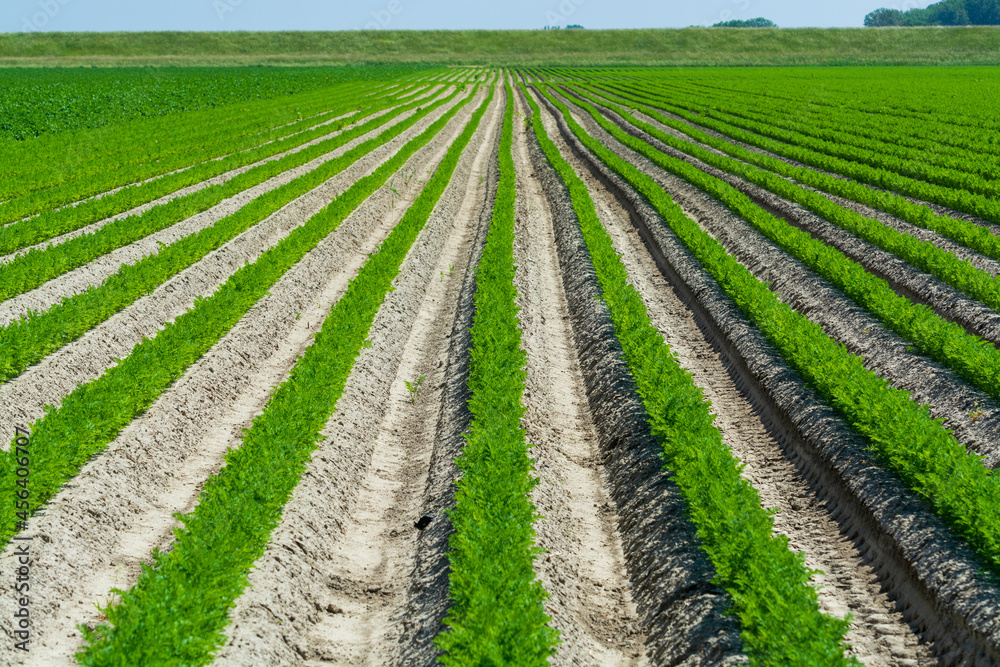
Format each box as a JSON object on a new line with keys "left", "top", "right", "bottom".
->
{"left": 405, "top": 375, "right": 426, "bottom": 403}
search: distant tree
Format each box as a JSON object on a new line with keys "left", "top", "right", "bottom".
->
{"left": 712, "top": 17, "right": 778, "bottom": 27}
{"left": 865, "top": 8, "right": 905, "bottom": 25}
{"left": 566, "top": 24, "right": 585, "bottom": 29}
{"left": 967, "top": 0, "right": 1000, "bottom": 23}
{"left": 866, "top": 0, "right": 997, "bottom": 25}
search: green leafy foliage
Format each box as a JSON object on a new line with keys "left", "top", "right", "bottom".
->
{"left": 70, "top": 85, "right": 484, "bottom": 664}
{"left": 0, "top": 86, "right": 461, "bottom": 303}
{"left": 535, "top": 84, "right": 1000, "bottom": 585}
{"left": 0, "top": 86, "right": 459, "bottom": 386}
{"left": 0, "top": 85, "right": 477, "bottom": 549}
{"left": 74, "top": 83, "right": 492, "bottom": 667}
{"left": 436, "top": 77, "right": 559, "bottom": 665}
{"left": 563, "top": 84, "right": 1000, "bottom": 407}
{"left": 527, "top": 83, "right": 857, "bottom": 666}
{"left": 0, "top": 65, "right": 428, "bottom": 141}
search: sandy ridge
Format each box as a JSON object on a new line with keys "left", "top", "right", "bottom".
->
{"left": 0, "top": 86, "right": 477, "bottom": 666}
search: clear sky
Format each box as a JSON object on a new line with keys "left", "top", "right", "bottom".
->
{"left": 5, "top": 0, "right": 933, "bottom": 33}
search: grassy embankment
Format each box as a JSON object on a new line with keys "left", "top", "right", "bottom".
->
{"left": 1, "top": 28, "right": 1000, "bottom": 67}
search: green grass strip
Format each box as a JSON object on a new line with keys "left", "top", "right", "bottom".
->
{"left": 435, "top": 79, "right": 559, "bottom": 666}
{"left": 0, "top": 87, "right": 454, "bottom": 385}
{"left": 0, "top": 87, "right": 477, "bottom": 549}
{"left": 0, "top": 86, "right": 457, "bottom": 303}
{"left": 75, "top": 84, "right": 493, "bottom": 667}
{"left": 561, "top": 86, "right": 1000, "bottom": 408}
{"left": 536, "top": 84, "right": 1000, "bottom": 581}
{"left": 525, "top": 85, "right": 856, "bottom": 667}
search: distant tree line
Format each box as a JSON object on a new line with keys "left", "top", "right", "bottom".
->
{"left": 865, "top": 0, "right": 1000, "bottom": 25}
{"left": 712, "top": 17, "right": 778, "bottom": 27}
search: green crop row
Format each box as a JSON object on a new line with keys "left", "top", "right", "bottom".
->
{"left": 0, "top": 86, "right": 461, "bottom": 303}
{"left": 620, "top": 74, "right": 1000, "bottom": 163}
{"left": 535, "top": 84, "right": 1000, "bottom": 583}
{"left": 0, "top": 80, "right": 391, "bottom": 225}
{"left": 74, "top": 83, "right": 491, "bottom": 667}
{"left": 0, "top": 80, "right": 388, "bottom": 210}
{"left": 0, "top": 86, "right": 478, "bottom": 550}
{"left": 436, "top": 79, "right": 558, "bottom": 666}
{"left": 561, "top": 85, "right": 1000, "bottom": 406}
{"left": 525, "top": 84, "right": 856, "bottom": 666}
{"left": 592, "top": 78, "right": 1000, "bottom": 227}
{"left": 0, "top": 82, "right": 426, "bottom": 254}
{"left": 0, "top": 64, "right": 429, "bottom": 141}
{"left": 0, "top": 86, "right": 461, "bottom": 386}
{"left": 582, "top": 82, "right": 1000, "bottom": 302}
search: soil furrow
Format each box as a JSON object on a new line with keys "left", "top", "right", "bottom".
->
{"left": 557, "top": 89, "right": 1000, "bottom": 467}
{"left": 0, "top": 87, "right": 469, "bottom": 445}
{"left": 579, "top": 88, "right": 1000, "bottom": 347}
{"left": 214, "top": 86, "right": 500, "bottom": 667}
{"left": 534, "top": 85, "right": 1000, "bottom": 665}
{"left": 0, "top": 86, "right": 464, "bottom": 329}
{"left": 0, "top": 86, "right": 483, "bottom": 666}
{"left": 528, "top": 86, "right": 747, "bottom": 667}
{"left": 510, "top": 83, "right": 647, "bottom": 666}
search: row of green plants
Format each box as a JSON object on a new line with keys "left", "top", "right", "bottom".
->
{"left": 0, "top": 65, "right": 429, "bottom": 141}
{"left": 645, "top": 81, "right": 1000, "bottom": 201}
{"left": 654, "top": 82, "right": 1000, "bottom": 180}
{"left": 0, "top": 80, "right": 391, "bottom": 225}
{"left": 0, "top": 81, "right": 429, "bottom": 253}
{"left": 74, "top": 83, "right": 492, "bottom": 667}
{"left": 592, "top": 78, "right": 1000, "bottom": 227}
{"left": 0, "top": 85, "right": 459, "bottom": 385}
{"left": 0, "top": 86, "right": 462, "bottom": 303}
{"left": 0, "top": 80, "right": 385, "bottom": 210}
{"left": 0, "top": 85, "right": 479, "bottom": 549}
{"left": 580, "top": 81, "right": 1000, "bottom": 303}
{"left": 525, "top": 83, "right": 857, "bottom": 666}
{"left": 626, "top": 74, "right": 1000, "bottom": 164}
{"left": 534, "top": 84, "right": 1000, "bottom": 583}
{"left": 561, "top": 84, "right": 1000, "bottom": 405}
{"left": 635, "top": 68, "right": 1000, "bottom": 136}
{"left": 436, "top": 80, "right": 559, "bottom": 666}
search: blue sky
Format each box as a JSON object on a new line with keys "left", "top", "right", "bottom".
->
{"left": 5, "top": 0, "right": 933, "bottom": 33}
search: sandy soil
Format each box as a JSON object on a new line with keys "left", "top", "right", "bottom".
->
{"left": 540, "top": 87, "right": 941, "bottom": 666}
{"left": 0, "top": 86, "right": 462, "bottom": 329}
{"left": 0, "top": 86, "right": 482, "bottom": 667}
{"left": 510, "top": 83, "right": 648, "bottom": 666}
{"left": 215, "top": 86, "right": 501, "bottom": 666}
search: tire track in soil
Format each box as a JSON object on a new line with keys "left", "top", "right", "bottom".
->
{"left": 214, "top": 87, "right": 502, "bottom": 667}
{"left": 537, "top": 89, "right": 936, "bottom": 667}
{"left": 0, "top": 87, "right": 470, "bottom": 446}
{"left": 0, "top": 85, "right": 463, "bottom": 328}
{"left": 510, "top": 84, "right": 647, "bottom": 666}
{"left": 587, "top": 87, "right": 1000, "bottom": 281}
{"left": 0, "top": 87, "right": 487, "bottom": 667}
{"left": 585, "top": 91, "right": 1000, "bottom": 350}
{"left": 563, "top": 89, "right": 1000, "bottom": 468}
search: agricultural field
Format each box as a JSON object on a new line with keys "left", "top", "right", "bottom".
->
{"left": 1, "top": 63, "right": 1000, "bottom": 666}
